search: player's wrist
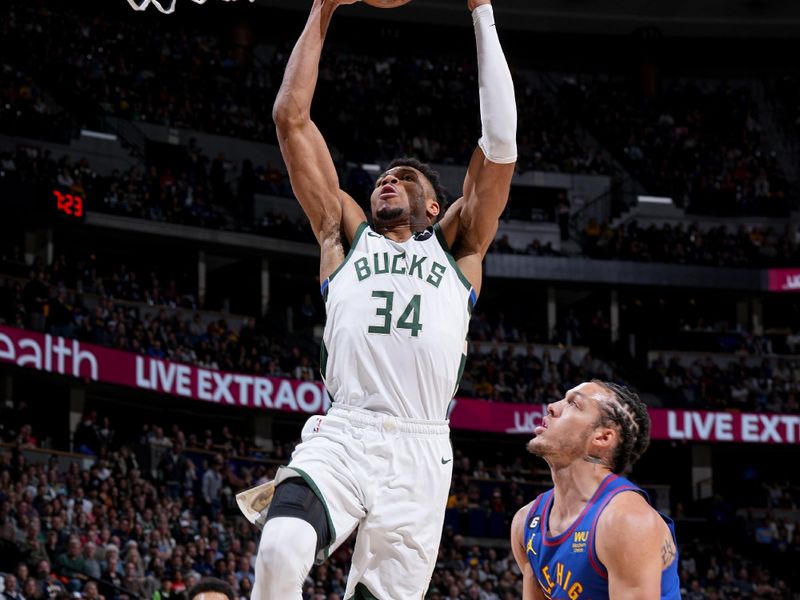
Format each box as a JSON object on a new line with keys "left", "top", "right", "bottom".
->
{"left": 324, "top": 0, "right": 360, "bottom": 8}
{"left": 471, "top": 3, "right": 492, "bottom": 21}
{"left": 468, "top": 0, "right": 492, "bottom": 13}
{"left": 472, "top": 4, "right": 494, "bottom": 18}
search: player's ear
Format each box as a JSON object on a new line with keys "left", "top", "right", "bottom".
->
{"left": 427, "top": 198, "right": 441, "bottom": 220}
{"left": 592, "top": 425, "right": 617, "bottom": 450}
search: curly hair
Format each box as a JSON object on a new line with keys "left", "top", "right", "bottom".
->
{"left": 188, "top": 578, "right": 236, "bottom": 600}
{"left": 387, "top": 157, "right": 449, "bottom": 218}
{"left": 591, "top": 380, "right": 651, "bottom": 475}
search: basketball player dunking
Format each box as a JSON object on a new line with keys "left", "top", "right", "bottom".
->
{"left": 239, "top": 0, "right": 517, "bottom": 598}
{"left": 510, "top": 381, "right": 681, "bottom": 599}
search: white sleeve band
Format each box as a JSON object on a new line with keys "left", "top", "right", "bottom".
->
{"left": 473, "top": 4, "right": 517, "bottom": 164}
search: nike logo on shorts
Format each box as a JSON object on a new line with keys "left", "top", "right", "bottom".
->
{"left": 441, "top": 457, "right": 452, "bottom": 464}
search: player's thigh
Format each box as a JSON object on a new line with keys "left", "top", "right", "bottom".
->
{"left": 347, "top": 435, "right": 453, "bottom": 597}
{"left": 282, "top": 414, "right": 368, "bottom": 558}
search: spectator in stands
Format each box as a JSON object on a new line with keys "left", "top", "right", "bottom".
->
{"left": 202, "top": 455, "right": 224, "bottom": 518}
{"left": 2, "top": 574, "right": 24, "bottom": 600}
{"left": 55, "top": 536, "right": 87, "bottom": 589}
{"left": 73, "top": 412, "right": 99, "bottom": 455}
{"left": 82, "top": 543, "right": 102, "bottom": 582}
{"left": 82, "top": 581, "right": 104, "bottom": 600}
{"left": 22, "top": 577, "right": 41, "bottom": 600}
{"left": 18, "top": 522, "right": 48, "bottom": 567}
{"left": 159, "top": 441, "right": 190, "bottom": 499}
{"left": 14, "top": 425, "right": 37, "bottom": 449}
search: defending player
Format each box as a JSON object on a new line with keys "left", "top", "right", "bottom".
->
{"left": 239, "top": 0, "right": 517, "bottom": 598}
{"left": 510, "top": 381, "right": 681, "bottom": 600}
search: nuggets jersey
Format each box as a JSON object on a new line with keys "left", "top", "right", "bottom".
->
{"left": 319, "top": 222, "right": 475, "bottom": 421}
{"left": 523, "top": 474, "right": 681, "bottom": 600}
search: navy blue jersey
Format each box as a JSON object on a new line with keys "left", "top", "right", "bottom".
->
{"left": 523, "top": 473, "right": 680, "bottom": 600}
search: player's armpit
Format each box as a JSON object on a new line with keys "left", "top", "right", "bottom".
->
{"left": 510, "top": 504, "right": 546, "bottom": 600}
{"left": 596, "top": 492, "right": 666, "bottom": 600}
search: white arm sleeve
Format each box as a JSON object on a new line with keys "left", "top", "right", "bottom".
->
{"left": 473, "top": 4, "right": 517, "bottom": 164}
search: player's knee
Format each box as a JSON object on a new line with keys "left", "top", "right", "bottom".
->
{"left": 256, "top": 517, "right": 317, "bottom": 587}
{"left": 258, "top": 517, "right": 300, "bottom": 570}
{"left": 254, "top": 519, "right": 316, "bottom": 599}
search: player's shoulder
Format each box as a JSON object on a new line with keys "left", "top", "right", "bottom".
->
{"left": 513, "top": 499, "right": 536, "bottom": 523}
{"left": 597, "top": 489, "right": 664, "bottom": 540}
{"left": 511, "top": 495, "right": 543, "bottom": 536}
{"left": 511, "top": 499, "right": 537, "bottom": 559}
{"left": 595, "top": 489, "right": 674, "bottom": 575}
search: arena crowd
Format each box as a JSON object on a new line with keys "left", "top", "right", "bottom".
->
{"left": 1, "top": 410, "right": 797, "bottom": 600}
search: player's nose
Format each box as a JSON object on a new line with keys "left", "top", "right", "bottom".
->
{"left": 379, "top": 174, "right": 399, "bottom": 186}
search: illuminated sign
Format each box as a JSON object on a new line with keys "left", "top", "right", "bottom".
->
{"left": 52, "top": 190, "right": 85, "bottom": 220}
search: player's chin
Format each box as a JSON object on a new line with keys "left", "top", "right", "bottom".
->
{"left": 375, "top": 206, "right": 405, "bottom": 223}
{"left": 525, "top": 437, "right": 543, "bottom": 455}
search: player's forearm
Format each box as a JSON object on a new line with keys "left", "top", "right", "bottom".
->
{"left": 473, "top": 4, "right": 517, "bottom": 164}
{"left": 272, "top": 0, "right": 337, "bottom": 127}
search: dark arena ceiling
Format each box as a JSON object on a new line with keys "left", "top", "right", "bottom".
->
{"left": 257, "top": 0, "right": 800, "bottom": 37}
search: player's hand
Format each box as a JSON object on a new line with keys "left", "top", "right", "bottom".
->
{"left": 468, "top": 0, "right": 491, "bottom": 11}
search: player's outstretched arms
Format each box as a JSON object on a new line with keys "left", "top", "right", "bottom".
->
{"left": 272, "top": 0, "right": 366, "bottom": 281}
{"left": 511, "top": 504, "right": 547, "bottom": 600}
{"left": 439, "top": 0, "right": 516, "bottom": 296}
{"left": 596, "top": 491, "right": 676, "bottom": 600}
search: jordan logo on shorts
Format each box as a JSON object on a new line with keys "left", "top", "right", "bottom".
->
{"left": 313, "top": 418, "right": 323, "bottom": 433}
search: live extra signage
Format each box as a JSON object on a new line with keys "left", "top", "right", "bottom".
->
{"left": 0, "top": 325, "right": 797, "bottom": 444}
{"left": 768, "top": 268, "right": 800, "bottom": 292}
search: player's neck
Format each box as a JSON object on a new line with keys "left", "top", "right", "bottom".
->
{"left": 549, "top": 462, "right": 612, "bottom": 521}
{"left": 373, "top": 214, "right": 431, "bottom": 242}
{"left": 373, "top": 221, "right": 414, "bottom": 242}
{"left": 383, "top": 229, "right": 414, "bottom": 242}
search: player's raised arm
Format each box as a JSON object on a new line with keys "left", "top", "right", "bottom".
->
{"left": 272, "top": 0, "right": 366, "bottom": 281}
{"left": 439, "top": 0, "right": 517, "bottom": 295}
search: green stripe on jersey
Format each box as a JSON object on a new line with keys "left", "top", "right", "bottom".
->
{"left": 319, "top": 340, "right": 329, "bottom": 379}
{"left": 433, "top": 223, "right": 473, "bottom": 293}
{"left": 453, "top": 351, "right": 467, "bottom": 397}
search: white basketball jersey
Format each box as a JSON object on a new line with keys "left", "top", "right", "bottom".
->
{"left": 320, "top": 222, "right": 475, "bottom": 421}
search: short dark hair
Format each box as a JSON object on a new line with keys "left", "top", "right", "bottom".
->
{"left": 187, "top": 577, "right": 236, "bottom": 600}
{"left": 591, "top": 380, "right": 651, "bottom": 474}
{"left": 387, "top": 157, "right": 448, "bottom": 217}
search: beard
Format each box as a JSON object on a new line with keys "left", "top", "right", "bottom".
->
{"left": 527, "top": 424, "right": 595, "bottom": 463}
{"left": 375, "top": 206, "right": 405, "bottom": 224}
